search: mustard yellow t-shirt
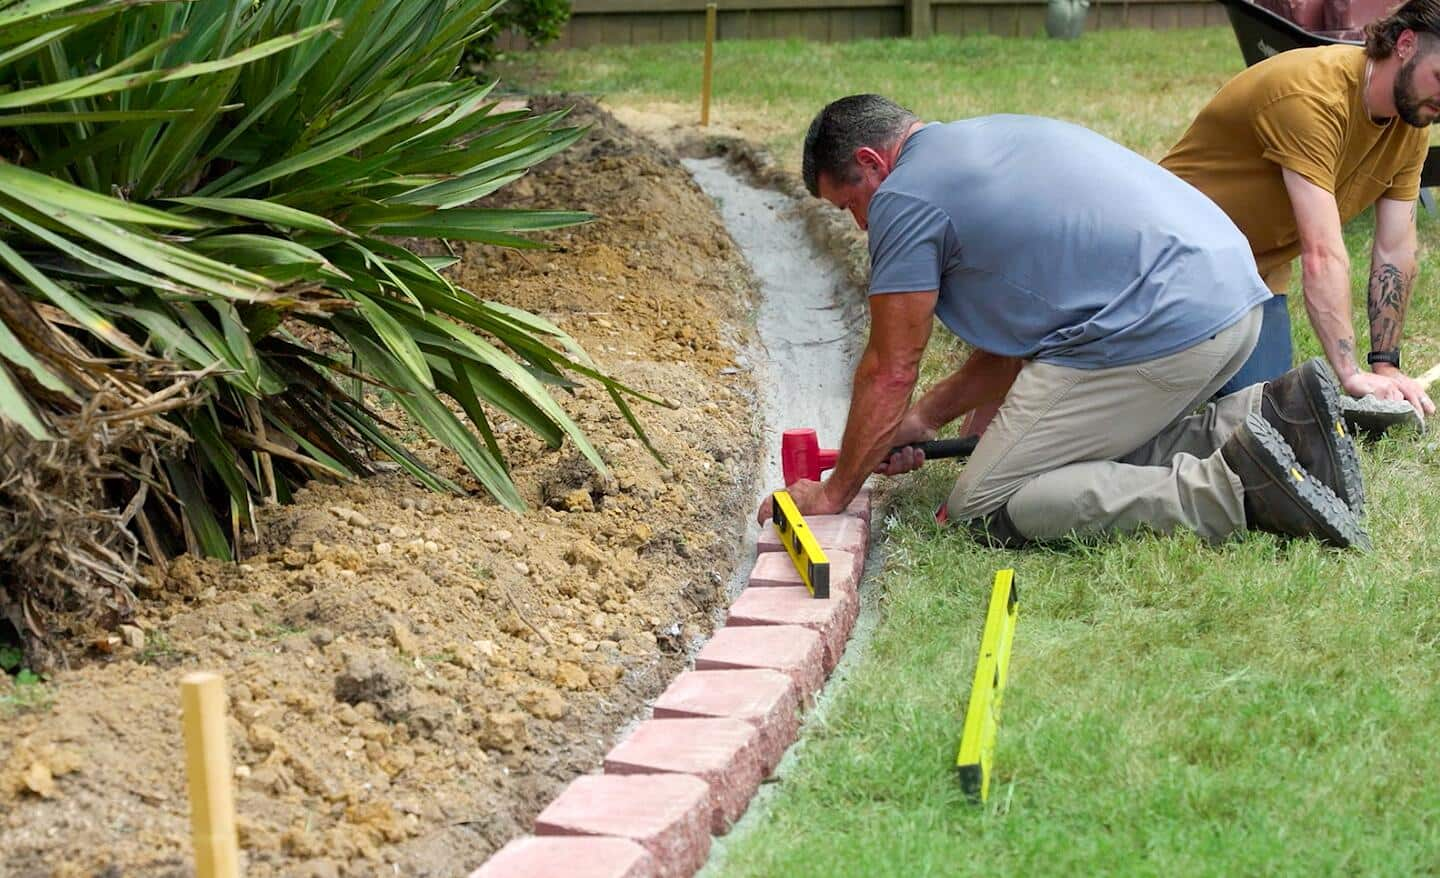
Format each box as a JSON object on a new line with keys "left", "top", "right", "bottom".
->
{"left": 1162, "top": 46, "right": 1427, "bottom": 292}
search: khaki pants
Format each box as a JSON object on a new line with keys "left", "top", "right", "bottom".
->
{"left": 946, "top": 307, "right": 1264, "bottom": 543}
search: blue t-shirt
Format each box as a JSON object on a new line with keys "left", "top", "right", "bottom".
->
{"left": 867, "top": 116, "right": 1270, "bottom": 369}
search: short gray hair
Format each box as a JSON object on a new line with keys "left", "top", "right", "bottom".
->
{"left": 802, "top": 94, "right": 918, "bottom": 197}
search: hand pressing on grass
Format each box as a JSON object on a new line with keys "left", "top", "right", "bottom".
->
{"left": 755, "top": 478, "right": 844, "bottom": 524}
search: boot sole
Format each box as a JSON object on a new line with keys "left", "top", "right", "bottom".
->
{"left": 1338, "top": 394, "right": 1426, "bottom": 436}
{"left": 1234, "top": 414, "right": 1371, "bottom": 550}
{"left": 1296, "top": 359, "right": 1366, "bottom": 515}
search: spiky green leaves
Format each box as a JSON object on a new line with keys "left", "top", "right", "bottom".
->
{"left": 0, "top": 0, "right": 656, "bottom": 560}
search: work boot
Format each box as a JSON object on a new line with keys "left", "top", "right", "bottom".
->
{"left": 1259, "top": 358, "right": 1365, "bottom": 514}
{"left": 938, "top": 498, "right": 1030, "bottom": 548}
{"left": 965, "top": 504, "right": 1029, "bottom": 549}
{"left": 1221, "top": 411, "right": 1370, "bottom": 550}
{"left": 1338, "top": 394, "right": 1426, "bottom": 438}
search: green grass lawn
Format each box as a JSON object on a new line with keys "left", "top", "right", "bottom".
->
{"left": 500, "top": 28, "right": 1247, "bottom": 164}
{"left": 503, "top": 30, "right": 1440, "bottom": 876}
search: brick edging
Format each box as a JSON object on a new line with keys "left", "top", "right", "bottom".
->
{"left": 470, "top": 488, "right": 872, "bottom": 877}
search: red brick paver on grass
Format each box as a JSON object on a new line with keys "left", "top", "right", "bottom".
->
{"left": 604, "top": 717, "right": 765, "bottom": 833}
{"left": 755, "top": 513, "right": 868, "bottom": 558}
{"left": 694, "top": 624, "right": 825, "bottom": 701}
{"left": 652, "top": 669, "right": 800, "bottom": 773}
{"left": 726, "top": 585, "right": 858, "bottom": 671}
{"left": 746, "top": 548, "right": 860, "bottom": 595}
{"left": 472, "top": 489, "right": 876, "bottom": 877}
{"left": 470, "top": 836, "right": 656, "bottom": 878}
{"left": 534, "top": 774, "right": 710, "bottom": 878}
{"left": 844, "top": 487, "right": 873, "bottom": 522}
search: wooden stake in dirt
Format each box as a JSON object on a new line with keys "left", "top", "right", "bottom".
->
{"left": 180, "top": 672, "right": 240, "bottom": 878}
{"left": 1417, "top": 359, "right": 1440, "bottom": 391}
{"left": 701, "top": 2, "right": 717, "bottom": 126}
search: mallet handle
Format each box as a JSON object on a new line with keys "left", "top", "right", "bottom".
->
{"left": 894, "top": 436, "right": 979, "bottom": 460}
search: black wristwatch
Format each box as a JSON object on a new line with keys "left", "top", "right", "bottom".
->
{"left": 1367, "top": 349, "right": 1401, "bottom": 370}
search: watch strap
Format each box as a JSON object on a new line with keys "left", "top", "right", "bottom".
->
{"left": 1367, "top": 349, "right": 1401, "bottom": 369}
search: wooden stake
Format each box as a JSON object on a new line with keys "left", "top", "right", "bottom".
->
{"left": 701, "top": 2, "right": 717, "bottom": 126}
{"left": 1417, "top": 359, "right": 1440, "bottom": 391}
{"left": 181, "top": 672, "right": 240, "bottom": 878}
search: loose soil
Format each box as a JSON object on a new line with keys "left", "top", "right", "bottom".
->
{"left": 0, "top": 99, "right": 765, "bottom": 878}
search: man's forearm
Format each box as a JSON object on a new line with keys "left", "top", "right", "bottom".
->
{"left": 909, "top": 350, "right": 1023, "bottom": 430}
{"left": 1301, "top": 250, "right": 1362, "bottom": 380}
{"left": 825, "top": 348, "right": 918, "bottom": 503}
{"left": 1367, "top": 254, "right": 1417, "bottom": 355}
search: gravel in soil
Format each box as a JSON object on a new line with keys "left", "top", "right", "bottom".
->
{"left": 0, "top": 98, "right": 763, "bottom": 878}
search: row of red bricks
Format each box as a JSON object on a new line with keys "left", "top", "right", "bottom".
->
{"left": 472, "top": 489, "right": 873, "bottom": 878}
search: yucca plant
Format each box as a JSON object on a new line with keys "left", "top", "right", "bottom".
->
{"left": 0, "top": 0, "right": 661, "bottom": 648}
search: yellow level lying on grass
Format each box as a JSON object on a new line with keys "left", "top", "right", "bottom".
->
{"left": 956, "top": 568, "right": 1019, "bottom": 802}
{"left": 771, "top": 491, "right": 830, "bottom": 599}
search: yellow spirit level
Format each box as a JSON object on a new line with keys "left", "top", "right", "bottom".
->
{"left": 770, "top": 491, "right": 831, "bottom": 599}
{"left": 956, "top": 568, "right": 1019, "bottom": 802}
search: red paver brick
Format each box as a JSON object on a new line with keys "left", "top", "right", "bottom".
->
{"left": 726, "top": 586, "right": 857, "bottom": 672}
{"left": 694, "top": 625, "right": 824, "bottom": 701}
{"left": 535, "top": 774, "right": 709, "bottom": 878}
{"left": 470, "top": 836, "right": 656, "bottom": 878}
{"left": 652, "top": 670, "right": 800, "bottom": 773}
{"left": 845, "top": 487, "right": 873, "bottom": 523}
{"left": 604, "top": 717, "right": 764, "bottom": 834}
{"left": 747, "top": 549, "right": 860, "bottom": 596}
{"left": 757, "top": 513, "right": 868, "bottom": 559}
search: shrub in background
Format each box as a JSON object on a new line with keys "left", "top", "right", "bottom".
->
{"left": 466, "top": 0, "right": 573, "bottom": 67}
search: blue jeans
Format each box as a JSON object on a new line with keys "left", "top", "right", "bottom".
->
{"left": 1216, "top": 294, "right": 1292, "bottom": 397}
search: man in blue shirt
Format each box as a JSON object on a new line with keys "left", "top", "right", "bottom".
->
{"left": 761, "top": 94, "right": 1369, "bottom": 548}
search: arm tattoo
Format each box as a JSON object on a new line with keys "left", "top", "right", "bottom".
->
{"left": 1337, "top": 337, "right": 1359, "bottom": 372}
{"left": 1366, "top": 261, "right": 1415, "bottom": 353}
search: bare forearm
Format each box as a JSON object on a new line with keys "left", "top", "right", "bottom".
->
{"left": 909, "top": 350, "right": 1022, "bottom": 430}
{"left": 826, "top": 349, "right": 918, "bottom": 503}
{"left": 1367, "top": 253, "right": 1417, "bottom": 354}
{"left": 1301, "top": 251, "right": 1361, "bottom": 380}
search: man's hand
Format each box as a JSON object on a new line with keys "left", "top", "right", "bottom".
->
{"left": 755, "top": 478, "right": 845, "bottom": 525}
{"left": 1371, "top": 363, "right": 1436, "bottom": 416}
{"left": 874, "top": 409, "right": 937, "bottom": 476}
{"left": 1341, "top": 370, "right": 1405, "bottom": 402}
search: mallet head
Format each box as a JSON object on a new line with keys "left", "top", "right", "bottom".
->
{"left": 781, "top": 428, "right": 839, "bottom": 485}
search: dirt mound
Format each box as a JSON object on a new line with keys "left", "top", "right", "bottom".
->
{"left": 0, "top": 97, "right": 762, "bottom": 877}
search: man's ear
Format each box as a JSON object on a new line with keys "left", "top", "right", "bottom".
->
{"left": 1397, "top": 28, "right": 1418, "bottom": 60}
{"left": 854, "top": 146, "right": 887, "bottom": 174}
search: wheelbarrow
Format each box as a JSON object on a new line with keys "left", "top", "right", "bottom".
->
{"left": 1215, "top": 0, "right": 1440, "bottom": 192}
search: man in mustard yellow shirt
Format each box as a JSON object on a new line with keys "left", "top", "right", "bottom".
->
{"left": 1163, "top": 0, "right": 1440, "bottom": 421}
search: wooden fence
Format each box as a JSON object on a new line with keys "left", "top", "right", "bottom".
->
{"left": 523, "top": 0, "right": 1227, "bottom": 48}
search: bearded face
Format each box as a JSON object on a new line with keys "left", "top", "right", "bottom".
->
{"left": 1393, "top": 45, "right": 1440, "bottom": 127}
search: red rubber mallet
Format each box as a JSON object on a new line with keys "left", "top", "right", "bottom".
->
{"left": 780, "top": 428, "right": 978, "bottom": 486}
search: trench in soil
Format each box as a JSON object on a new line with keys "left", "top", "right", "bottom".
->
{"left": 682, "top": 157, "right": 859, "bottom": 489}
{"left": 680, "top": 155, "right": 890, "bottom": 870}
{"left": 681, "top": 155, "right": 862, "bottom": 599}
